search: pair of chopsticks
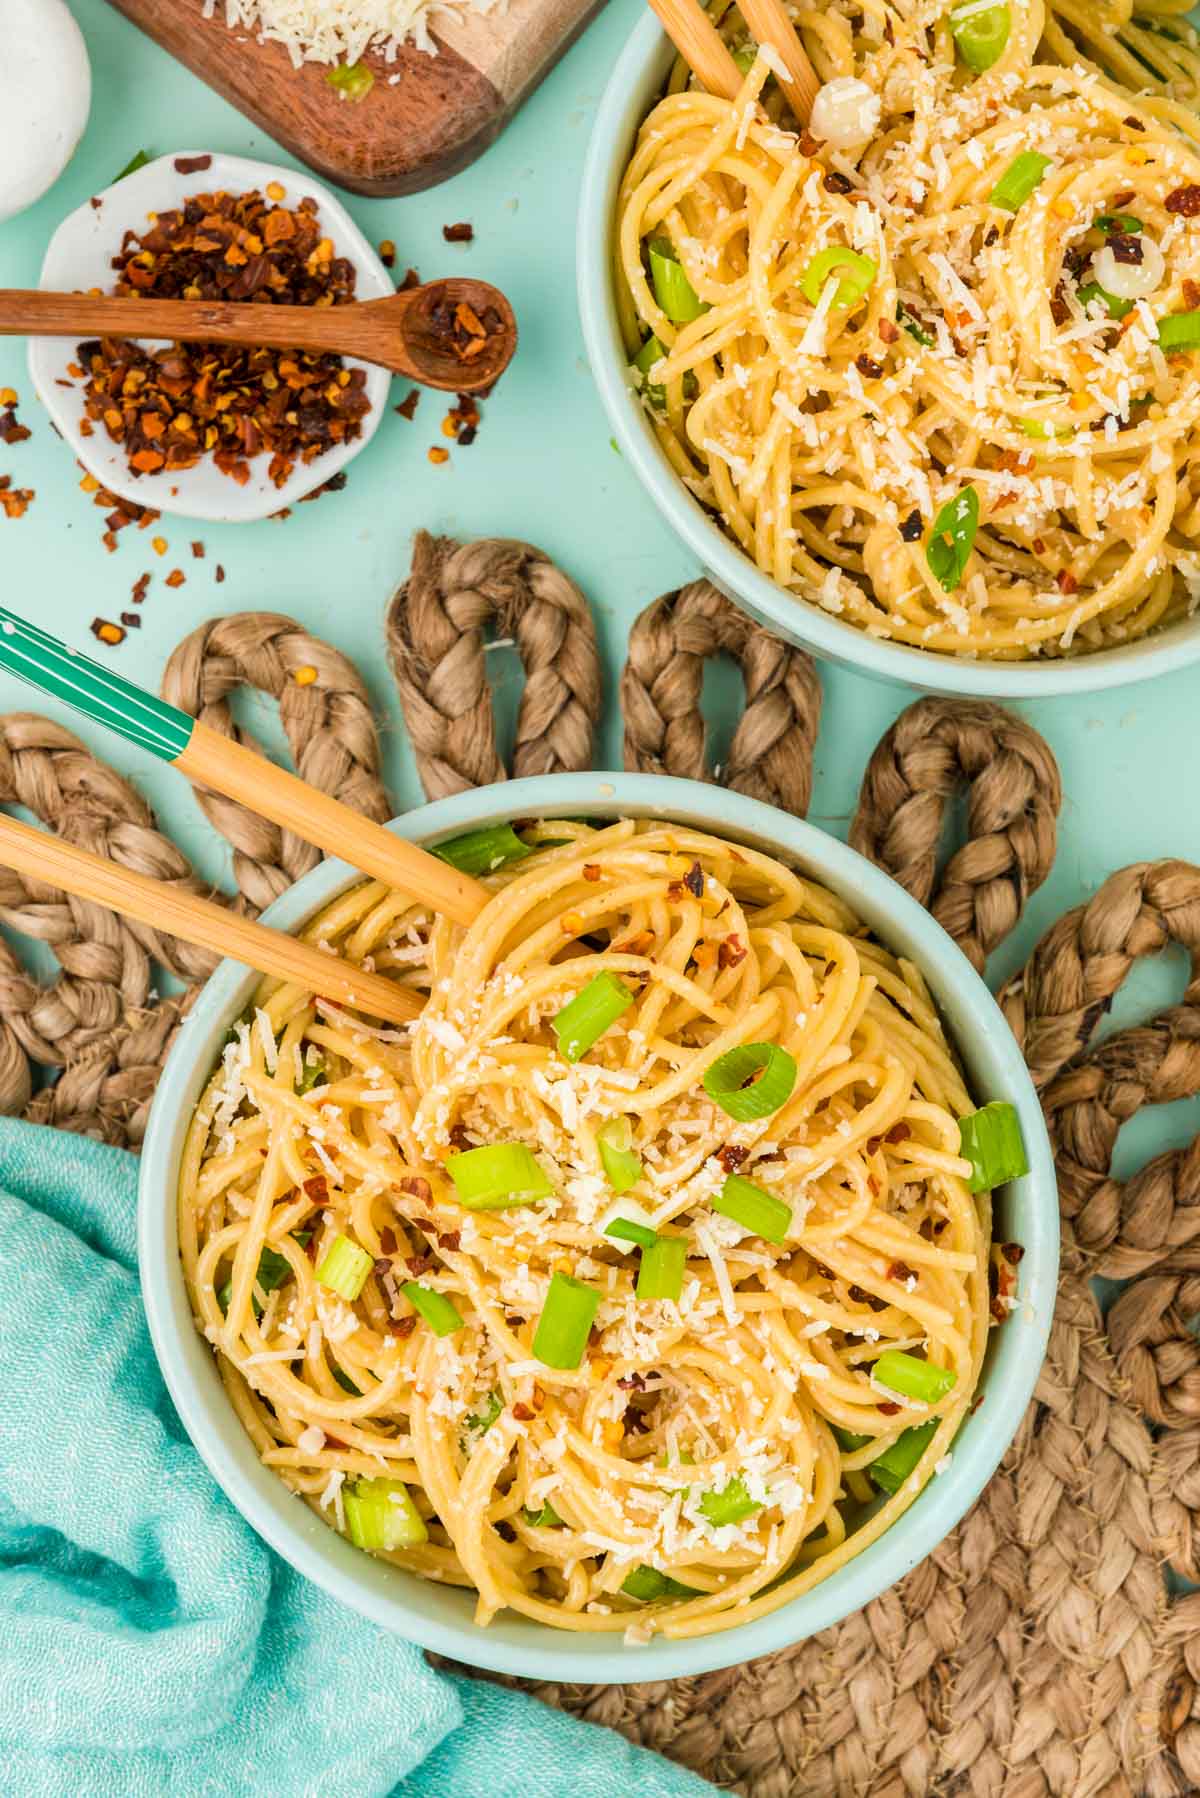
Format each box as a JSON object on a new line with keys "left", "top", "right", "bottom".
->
{"left": 647, "top": 0, "right": 821, "bottom": 118}
{"left": 0, "top": 606, "right": 489, "bottom": 1026}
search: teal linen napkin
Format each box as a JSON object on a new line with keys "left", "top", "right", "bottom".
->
{"left": 0, "top": 1118, "right": 714, "bottom": 1798}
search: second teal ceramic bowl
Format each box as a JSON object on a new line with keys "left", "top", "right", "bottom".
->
{"left": 139, "top": 772, "right": 1057, "bottom": 1682}
{"left": 576, "top": 13, "right": 1200, "bottom": 699}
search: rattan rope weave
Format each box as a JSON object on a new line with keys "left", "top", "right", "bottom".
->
{"left": 1, "top": 553, "right": 1198, "bottom": 1794}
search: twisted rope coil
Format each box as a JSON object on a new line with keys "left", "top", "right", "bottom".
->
{"left": 386, "top": 531, "right": 602, "bottom": 798}
{"left": 620, "top": 579, "right": 823, "bottom": 818}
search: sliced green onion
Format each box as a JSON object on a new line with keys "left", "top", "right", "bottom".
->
{"left": 114, "top": 149, "right": 150, "bottom": 182}
{"left": 989, "top": 151, "right": 1052, "bottom": 212}
{"left": 597, "top": 1116, "right": 643, "bottom": 1195}
{"left": 552, "top": 972, "right": 635, "bottom": 1063}
{"left": 447, "top": 1143, "right": 553, "bottom": 1210}
{"left": 898, "top": 304, "right": 935, "bottom": 347}
{"left": 800, "top": 245, "right": 878, "bottom": 310}
{"left": 402, "top": 1281, "right": 464, "bottom": 1337}
{"left": 463, "top": 1390, "right": 502, "bottom": 1437}
{"left": 874, "top": 1350, "right": 957, "bottom": 1404}
{"left": 832, "top": 1425, "right": 871, "bottom": 1452}
{"left": 604, "top": 1216, "right": 657, "bottom": 1250}
{"left": 1095, "top": 212, "right": 1142, "bottom": 234}
{"left": 633, "top": 333, "right": 668, "bottom": 408}
{"left": 434, "top": 823, "right": 531, "bottom": 877}
{"left": 621, "top": 1565, "right": 700, "bottom": 1601}
{"left": 533, "top": 1272, "right": 601, "bottom": 1370}
{"left": 315, "top": 1233, "right": 373, "bottom": 1301}
{"left": 925, "top": 485, "right": 979, "bottom": 591}
{"left": 636, "top": 1235, "right": 686, "bottom": 1303}
{"left": 949, "top": 0, "right": 1010, "bottom": 70}
{"left": 343, "top": 1477, "right": 428, "bottom": 1550}
{"left": 296, "top": 1054, "right": 327, "bottom": 1095}
{"left": 217, "top": 1241, "right": 295, "bottom": 1316}
{"left": 1076, "top": 281, "right": 1133, "bottom": 321}
{"left": 703, "top": 1042, "right": 797, "bottom": 1121}
{"left": 326, "top": 62, "right": 374, "bottom": 100}
{"left": 711, "top": 1173, "right": 791, "bottom": 1244}
{"left": 333, "top": 1367, "right": 362, "bottom": 1396}
{"left": 698, "top": 1475, "right": 761, "bottom": 1527}
{"left": 648, "top": 238, "right": 709, "bottom": 323}
{"left": 522, "top": 1500, "right": 562, "bottom": 1527}
{"left": 958, "top": 1100, "right": 1029, "bottom": 1192}
{"left": 1018, "top": 416, "right": 1075, "bottom": 440}
{"left": 868, "top": 1421, "right": 938, "bottom": 1494}
{"left": 732, "top": 43, "right": 759, "bottom": 74}
{"left": 1156, "top": 311, "right": 1200, "bottom": 353}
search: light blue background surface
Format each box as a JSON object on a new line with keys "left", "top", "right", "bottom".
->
{"left": 0, "top": 0, "right": 1197, "bottom": 1185}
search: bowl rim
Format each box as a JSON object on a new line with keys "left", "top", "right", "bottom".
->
{"left": 139, "top": 771, "right": 1058, "bottom": 1682}
{"left": 576, "top": 12, "right": 1200, "bottom": 699}
{"left": 28, "top": 150, "right": 392, "bottom": 524}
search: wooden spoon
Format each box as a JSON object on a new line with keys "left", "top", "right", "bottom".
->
{"left": 0, "top": 277, "right": 516, "bottom": 393}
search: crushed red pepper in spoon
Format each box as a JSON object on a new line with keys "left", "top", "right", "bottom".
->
{"left": 76, "top": 187, "right": 372, "bottom": 490}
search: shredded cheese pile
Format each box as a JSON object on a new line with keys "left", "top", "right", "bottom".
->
{"left": 616, "top": 0, "right": 1200, "bottom": 659}
{"left": 202, "top": 0, "right": 504, "bottom": 64}
{"left": 181, "top": 819, "right": 993, "bottom": 1642}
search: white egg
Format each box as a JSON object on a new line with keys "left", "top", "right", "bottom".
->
{"left": 1093, "top": 234, "right": 1166, "bottom": 302}
{"left": 809, "top": 77, "right": 881, "bottom": 154}
{"left": 0, "top": 0, "right": 91, "bottom": 224}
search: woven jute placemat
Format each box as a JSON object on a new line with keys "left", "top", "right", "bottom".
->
{"left": 4, "top": 535, "right": 1200, "bottom": 1796}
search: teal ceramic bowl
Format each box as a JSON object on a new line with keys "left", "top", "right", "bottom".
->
{"left": 577, "top": 14, "right": 1200, "bottom": 698}
{"left": 139, "top": 772, "right": 1057, "bottom": 1682}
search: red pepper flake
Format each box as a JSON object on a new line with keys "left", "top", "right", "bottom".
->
{"left": 878, "top": 318, "right": 899, "bottom": 344}
{"left": 102, "top": 531, "right": 118, "bottom": 553}
{"left": 191, "top": 539, "right": 205, "bottom": 558}
{"left": 1056, "top": 568, "right": 1078, "bottom": 594}
{"left": 855, "top": 353, "right": 884, "bottom": 379}
{"left": 174, "top": 154, "right": 213, "bottom": 173}
{"left": 442, "top": 221, "right": 474, "bottom": 242}
{"left": 399, "top": 266, "right": 421, "bottom": 291}
{"left": 215, "top": 564, "right": 225, "bottom": 583}
{"left": 405, "top": 1252, "right": 433, "bottom": 1277}
{"left": 799, "top": 131, "right": 821, "bottom": 156}
{"left": 848, "top": 1282, "right": 888, "bottom": 1312}
{"left": 887, "top": 1260, "right": 917, "bottom": 1283}
{"left": 878, "top": 1400, "right": 901, "bottom": 1416}
{"left": 303, "top": 1175, "right": 328, "bottom": 1201}
{"left": 1123, "top": 116, "right": 1145, "bottom": 131}
{"left": 0, "top": 477, "right": 34, "bottom": 519}
{"left": 582, "top": 862, "right": 602, "bottom": 881}
{"left": 0, "top": 408, "right": 31, "bottom": 446}
{"left": 717, "top": 1143, "right": 749, "bottom": 1172}
{"left": 683, "top": 860, "right": 704, "bottom": 898}
{"left": 1110, "top": 189, "right": 1136, "bottom": 207}
{"left": 389, "top": 1316, "right": 417, "bottom": 1338}
{"left": 512, "top": 1402, "right": 534, "bottom": 1422}
{"left": 120, "top": 611, "right": 142, "bottom": 629}
{"left": 428, "top": 445, "right": 449, "bottom": 465}
{"left": 718, "top": 934, "right": 747, "bottom": 970}
{"left": 165, "top": 568, "right": 186, "bottom": 588}
{"left": 379, "top": 1227, "right": 397, "bottom": 1255}
{"left": 395, "top": 389, "right": 420, "bottom": 420}
{"left": 379, "top": 238, "right": 396, "bottom": 268}
{"left": 900, "top": 509, "right": 923, "bottom": 542}
{"left": 437, "top": 1230, "right": 461, "bottom": 1252}
{"left": 1186, "top": 280, "right": 1200, "bottom": 309}
{"left": 1166, "top": 185, "right": 1200, "bottom": 216}
{"left": 131, "top": 572, "right": 150, "bottom": 603}
{"left": 90, "top": 616, "right": 125, "bottom": 645}
{"left": 1001, "top": 1242, "right": 1025, "bottom": 1264}
{"left": 399, "top": 1175, "right": 432, "bottom": 1202}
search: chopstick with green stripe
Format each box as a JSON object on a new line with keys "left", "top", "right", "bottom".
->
{"left": 0, "top": 605, "right": 487, "bottom": 925}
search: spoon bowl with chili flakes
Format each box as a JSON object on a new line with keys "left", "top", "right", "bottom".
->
{"left": 28, "top": 153, "right": 397, "bottom": 522}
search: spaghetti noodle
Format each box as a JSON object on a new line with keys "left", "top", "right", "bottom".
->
{"left": 615, "top": 0, "right": 1200, "bottom": 658}
{"left": 180, "top": 819, "right": 1009, "bottom": 1641}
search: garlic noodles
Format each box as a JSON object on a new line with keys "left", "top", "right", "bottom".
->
{"left": 180, "top": 819, "right": 1019, "bottom": 1641}
{"left": 616, "top": 0, "right": 1200, "bottom": 658}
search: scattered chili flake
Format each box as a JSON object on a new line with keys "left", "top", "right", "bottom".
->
{"left": 878, "top": 1400, "right": 901, "bottom": 1417}
{"left": 855, "top": 353, "right": 884, "bottom": 380}
{"left": 0, "top": 405, "right": 31, "bottom": 446}
{"left": 118, "top": 611, "right": 142, "bottom": 629}
{"left": 379, "top": 238, "right": 396, "bottom": 267}
{"left": 512, "top": 1402, "right": 534, "bottom": 1422}
{"left": 77, "top": 186, "right": 371, "bottom": 491}
{"left": 399, "top": 266, "right": 421, "bottom": 291}
{"left": 389, "top": 1315, "right": 417, "bottom": 1338}
{"left": 582, "top": 862, "right": 602, "bottom": 881}
{"left": 878, "top": 318, "right": 899, "bottom": 344}
{"left": 983, "top": 225, "right": 999, "bottom": 247}
{"left": 165, "top": 568, "right": 186, "bottom": 588}
{"left": 900, "top": 508, "right": 923, "bottom": 542}
{"left": 400, "top": 1175, "right": 432, "bottom": 1202}
{"left": 1123, "top": 115, "right": 1146, "bottom": 131}
{"left": 174, "top": 154, "right": 213, "bottom": 174}
{"left": 799, "top": 131, "right": 821, "bottom": 156}
{"left": 887, "top": 1260, "right": 917, "bottom": 1283}
{"left": 437, "top": 1230, "right": 461, "bottom": 1252}
{"left": 215, "top": 564, "right": 225, "bottom": 583}
{"left": 457, "top": 424, "right": 477, "bottom": 446}
{"left": 683, "top": 860, "right": 704, "bottom": 898}
{"left": 191, "top": 539, "right": 205, "bottom": 558}
{"left": 1055, "top": 568, "right": 1078, "bottom": 594}
{"left": 1166, "top": 185, "right": 1200, "bottom": 216}
{"left": 90, "top": 616, "right": 125, "bottom": 645}
{"left": 428, "top": 445, "right": 449, "bottom": 464}
{"left": 1001, "top": 1242, "right": 1025, "bottom": 1265}
{"left": 848, "top": 1282, "right": 888, "bottom": 1312}
{"left": 130, "top": 572, "right": 150, "bottom": 603}
{"left": 303, "top": 1174, "right": 328, "bottom": 1201}
{"left": 442, "top": 221, "right": 474, "bottom": 242}
{"left": 717, "top": 1143, "right": 749, "bottom": 1172}
{"left": 396, "top": 389, "right": 420, "bottom": 420}
{"left": 1110, "top": 189, "right": 1136, "bottom": 207}
{"left": 1184, "top": 280, "right": 1200, "bottom": 309}
{"left": 0, "top": 477, "right": 34, "bottom": 519}
{"left": 823, "top": 169, "right": 853, "bottom": 194}
{"left": 718, "top": 934, "right": 747, "bottom": 970}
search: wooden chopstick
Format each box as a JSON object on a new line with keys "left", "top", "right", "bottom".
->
{"left": 645, "top": 0, "right": 820, "bottom": 122}
{"left": 0, "top": 812, "right": 422, "bottom": 1027}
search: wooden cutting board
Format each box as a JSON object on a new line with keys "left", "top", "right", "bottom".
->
{"left": 105, "top": 0, "right": 606, "bottom": 195}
